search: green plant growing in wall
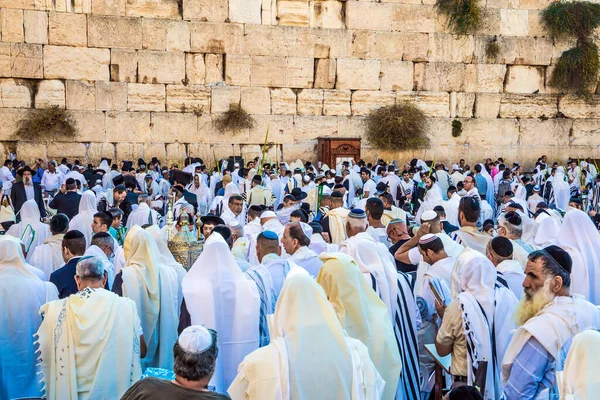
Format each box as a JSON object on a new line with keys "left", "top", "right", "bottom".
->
{"left": 15, "top": 106, "right": 77, "bottom": 141}
{"left": 213, "top": 103, "right": 256, "bottom": 133}
{"left": 542, "top": 1, "right": 600, "bottom": 94}
{"left": 452, "top": 119, "right": 463, "bottom": 137}
{"left": 435, "top": 0, "right": 482, "bottom": 36}
{"left": 485, "top": 37, "right": 501, "bottom": 61}
{"left": 365, "top": 103, "right": 430, "bottom": 151}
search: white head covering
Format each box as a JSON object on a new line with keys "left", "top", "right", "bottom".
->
{"left": 222, "top": 182, "right": 240, "bottom": 206}
{"left": 554, "top": 166, "right": 570, "bottom": 190}
{"left": 178, "top": 325, "right": 214, "bottom": 354}
{"left": 559, "top": 329, "right": 600, "bottom": 399}
{"left": 534, "top": 216, "right": 561, "bottom": 247}
{"left": 0, "top": 234, "right": 37, "bottom": 279}
{"left": 69, "top": 190, "right": 98, "bottom": 247}
{"left": 7, "top": 200, "right": 52, "bottom": 262}
{"left": 99, "top": 160, "right": 110, "bottom": 174}
{"left": 451, "top": 248, "right": 496, "bottom": 316}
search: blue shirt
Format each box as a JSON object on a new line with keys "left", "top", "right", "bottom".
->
{"left": 475, "top": 174, "right": 488, "bottom": 196}
{"left": 32, "top": 167, "right": 44, "bottom": 184}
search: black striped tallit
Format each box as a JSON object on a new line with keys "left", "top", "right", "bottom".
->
{"left": 246, "top": 269, "right": 270, "bottom": 347}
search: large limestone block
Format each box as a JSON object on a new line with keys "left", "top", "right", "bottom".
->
{"left": 166, "top": 21, "right": 190, "bottom": 52}
{"left": 11, "top": 43, "right": 43, "bottom": 78}
{"left": 125, "top": 0, "right": 180, "bottom": 19}
{"left": 392, "top": 4, "right": 437, "bottom": 32}
{"left": 277, "top": 1, "right": 310, "bottom": 27}
{"left": 229, "top": 0, "right": 261, "bottom": 24}
{"left": 432, "top": 34, "right": 475, "bottom": 63}
{"left": 559, "top": 95, "right": 600, "bottom": 119}
{"left": 106, "top": 112, "right": 151, "bottom": 142}
{"left": 571, "top": 120, "right": 600, "bottom": 146}
{"left": 166, "top": 142, "right": 186, "bottom": 164}
{"left": 500, "top": 9, "right": 528, "bottom": 36}
{"left": 142, "top": 143, "right": 166, "bottom": 162}
{"left": 69, "top": 111, "right": 106, "bottom": 142}
{"left": 127, "top": 83, "right": 166, "bottom": 111}
{"left": 141, "top": 18, "right": 167, "bottom": 50}
{"left": 474, "top": 93, "right": 500, "bottom": 118}
{"left": 251, "top": 55, "right": 286, "bottom": 87}
{"left": 493, "top": 37, "right": 552, "bottom": 65}
{"left": 88, "top": 15, "right": 142, "bottom": 49}
{"left": 241, "top": 87, "right": 270, "bottom": 115}
{"left": 286, "top": 57, "right": 314, "bottom": 88}
{"left": 519, "top": 119, "right": 572, "bottom": 146}
{"left": 225, "top": 54, "right": 251, "bottom": 86}
{"left": 138, "top": 50, "right": 185, "bottom": 84}
{"left": 420, "top": 62, "right": 465, "bottom": 92}
{"left": 151, "top": 112, "right": 198, "bottom": 143}
{"left": 313, "top": 28, "right": 352, "bottom": 59}
{"left": 1, "top": 8, "right": 24, "bottom": 43}
{"left": 166, "top": 84, "right": 210, "bottom": 113}
{"left": 323, "top": 89, "right": 351, "bottom": 116}
{"left": 528, "top": 10, "right": 545, "bottom": 37}
{"left": 48, "top": 12, "right": 86, "bottom": 47}
{"left": 310, "top": 1, "right": 343, "bottom": 29}
{"left": 345, "top": 1, "right": 392, "bottom": 30}
{"left": 464, "top": 64, "right": 506, "bottom": 93}
{"left": 402, "top": 33, "right": 429, "bottom": 62}
{"left": 96, "top": 81, "right": 127, "bottom": 111}
{"left": 314, "top": 58, "right": 336, "bottom": 89}
{"left": 183, "top": 0, "right": 228, "bottom": 22}
{"left": 380, "top": 61, "right": 413, "bottom": 91}
{"left": 452, "top": 92, "right": 476, "bottom": 118}
{"left": 293, "top": 115, "right": 339, "bottom": 141}
{"left": 205, "top": 53, "right": 224, "bottom": 84}
{"left": 45, "top": 46, "right": 109, "bottom": 81}
{"left": 23, "top": 10, "right": 47, "bottom": 44}
{"left": 504, "top": 66, "right": 545, "bottom": 94}
{"left": 66, "top": 80, "right": 96, "bottom": 110}
{"left": 92, "top": 0, "right": 126, "bottom": 15}
{"left": 0, "top": 109, "right": 27, "bottom": 140}
{"left": 116, "top": 143, "right": 145, "bottom": 161}
{"left": 185, "top": 53, "right": 205, "bottom": 85}
{"left": 243, "top": 24, "right": 297, "bottom": 57}
{"left": 271, "top": 88, "right": 296, "bottom": 115}
{"left": 396, "top": 91, "right": 449, "bottom": 117}
{"left": 249, "top": 114, "right": 295, "bottom": 144}
{"left": 499, "top": 94, "right": 558, "bottom": 118}
{"left": 16, "top": 141, "right": 47, "bottom": 165}
{"left": 87, "top": 143, "right": 116, "bottom": 165}
{"left": 35, "top": 80, "right": 65, "bottom": 108}
{"left": 460, "top": 118, "right": 520, "bottom": 146}
{"left": 190, "top": 22, "right": 244, "bottom": 54}
{"left": 351, "top": 91, "right": 396, "bottom": 116}
{"left": 110, "top": 49, "right": 138, "bottom": 83}
{"left": 0, "top": 79, "right": 31, "bottom": 108}
{"left": 211, "top": 86, "right": 241, "bottom": 113}
{"left": 336, "top": 59, "right": 381, "bottom": 90}
{"left": 297, "top": 89, "right": 323, "bottom": 116}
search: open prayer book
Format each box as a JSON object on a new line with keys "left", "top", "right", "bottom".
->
{"left": 20, "top": 224, "right": 36, "bottom": 254}
{"left": 424, "top": 344, "right": 452, "bottom": 374}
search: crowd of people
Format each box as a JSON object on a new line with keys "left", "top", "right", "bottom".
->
{"left": 1, "top": 153, "right": 600, "bottom": 400}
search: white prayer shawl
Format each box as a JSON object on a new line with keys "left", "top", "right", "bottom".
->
{"left": 289, "top": 245, "right": 323, "bottom": 277}
{"left": 502, "top": 296, "right": 600, "bottom": 384}
{"left": 246, "top": 219, "right": 285, "bottom": 266}
{"left": 496, "top": 260, "right": 525, "bottom": 300}
{"left": 534, "top": 216, "right": 561, "bottom": 248}
{"left": 182, "top": 232, "right": 260, "bottom": 393}
{"left": 145, "top": 179, "right": 161, "bottom": 201}
{"left": 275, "top": 204, "right": 299, "bottom": 225}
{"left": 126, "top": 202, "right": 160, "bottom": 230}
{"left": 186, "top": 174, "right": 212, "bottom": 216}
{"left": 269, "top": 178, "right": 285, "bottom": 209}
{"left": 416, "top": 183, "right": 444, "bottom": 224}
{"left": 454, "top": 226, "right": 492, "bottom": 256}
{"left": 517, "top": 210, "right": 537, "bottom": 245}
{"left": 36, "top": 288, "right": 142, "bottom": 400}
{"left": 83, "top": 245, "right": 115, "bottom": 288}
{"left": 553, "top": 167, "right": 570, "bottom": 211}
{"left": 558, "top": 209, "right": 600, "bottom": 305}
{"left": 381, "top": 206, "right": 407, "bottom": 226}
{"left": 309, "top": 232, "right": 328, "bottom": 255}
{"left": 221, "top": 206, "right": 246, "bottom": 226}
{"left": 121, "top": 226, "right": 179, "bottom": 371}
{"left": 0, "top": 236, "right": 57, "bottom": 400}
{"left": 444, "top": 193, "right": 461, "bottom": 227}
{"left": 559, "top": 330, "right": 600, "bottom": 400}
{"left": 228, "top": 271, "right": 385, "bottom": 400}
{"left": 327, "top": 206, "right": 350, "bottom": 244}
{"left": 244, "top": 218, "right": 263, "bottom": 241}
{"left": 509, "top": 238, "right": 531, "bottom": 268}
{"left": 68, "top": 190, "right": 97, "bottom": 248}
{"left": 7, "top": 199, "right": 52, "bottom": 262}
{"left": 29, "top": 233, "right": 65, "bottom": 280}
{"left": 420, "top": 256, "right": 455, "bottom": 316}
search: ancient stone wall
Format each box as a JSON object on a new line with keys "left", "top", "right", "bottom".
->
{"left": 1, "top": 0, "right": 599, "bottom": 168}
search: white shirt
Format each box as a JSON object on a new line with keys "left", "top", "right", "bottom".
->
{"left": 362, "top": 179, "right": 377, "bottom": 197}
{"left": 57, "top": 164, "right": 69, "bottom": 176}
{"left": 24, "top": 182, "right": 34, "bottom": 200}
{"left": 41, "top": 170, "right": 63, "bottom": 191}
{"left": 0, "top": 166, "right": 14, "bottom": 191}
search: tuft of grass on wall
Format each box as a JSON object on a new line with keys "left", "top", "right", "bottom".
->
{"left": 435, "top": 0, "right": 482, "bottom": 36}
{"left": 16, "top": 106, "right": 77, "bottom": 141}
{"left": 452, "top": 119, "right": 463, "bottom": 137}
{"left": 541, "top": 1, "right": 600, "bottom": 40}
{"left": 213, "top": 103, "right": 256, "bottom": 133}
{"left": 365, "top": 103, "right": 430, "bottom": 151}
{"left": 549, "top": 40, "right": 600, "bottom": 94}
{"left": 485, "top": 38, "right": 501, "bottom": 61}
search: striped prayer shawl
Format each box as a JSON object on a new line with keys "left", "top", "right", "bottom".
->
{"left": 245, "top": 269, "right": 271, "bottom": 347}
{"left": 370, "top": 271, "right": 421, "bottom": 400}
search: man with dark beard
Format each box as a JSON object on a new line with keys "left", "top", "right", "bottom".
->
{"left": 501, "top": 246, "right": 600, "bottom": 399}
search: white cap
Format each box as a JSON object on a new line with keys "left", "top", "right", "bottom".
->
{"left": 178, "top": 325, "right": 214, "bottom": 354}
{"left": 418, "top": 233, "right": 439, "bottom": 245}
{"left": 303, "top": 175, "right": 310, "bottom": 182}
{"left": 228, "top": 220, "right": 240, "bottom": 228}
{"left": 421, "top": 210, "right": 438, "bottom": 222}
{"left": 234, "top": 163, "right": 240, "bottom": 168}
{"left": 452, "top": 164, "right": 460, "bottom": 171}
{"left": 261, "top": 210, "right": 276, "bottom": 219}
{"left": 299, "top": 222, "right": 313, "bottom": 239}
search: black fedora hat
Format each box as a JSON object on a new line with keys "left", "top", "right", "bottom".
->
{"left": 291, "top": 188, "right": 307, "bottom": 201}
{"left": 17, "top": 165, "right": 34, "bottom": 176}
{"left": 201, "top": 214, "right": 225, "bottom": 226}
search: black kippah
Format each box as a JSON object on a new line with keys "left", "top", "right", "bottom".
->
{"left": 543, "top": 245, "right": 573, "bottom": 274}
{"left": 491, "top": 236, "right": 513, "bottom": 258}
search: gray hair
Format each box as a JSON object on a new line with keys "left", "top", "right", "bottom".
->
{"left": 91, "top": 234, "right": 114, "bottom": 253}
{"left": 227, "top": 223, "right": 244, "bottom": 238}
{"left": 138, "top": 194, "right": 150, "bottom": 204}
{"left": 347, "top": 216, "right": 367, "bottom": 232}
{"left": 75, "top": 256, "right": 105, "bottom": 280}
{"left": 498, "top": 213, "right": 523, "bottom": 238}
{"left": 173, "top": 330, "right": 218, "bottom": 381}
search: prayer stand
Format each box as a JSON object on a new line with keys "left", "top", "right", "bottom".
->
{"left": 317, "top": 137, "right": 362, "bottom": 168}
{"left": 165, "top": 194, "right": 204, "bottom": 270}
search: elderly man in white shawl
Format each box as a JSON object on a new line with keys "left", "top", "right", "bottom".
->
{"left": 281, "top": 222, "right": 323, "bottom": 277}
{"left": 501, "top": 246, "right": 600, "bottom": 399}
{"left": 111, "top": 225, "right": 179, "bottom": 371}
{"left": 29, "top": 213, "right": 69, "bottom": 279}
{"left": 436, "top": 248, "right": 518, "bottom": 399}
{"left": 7, "top": 199, "right": 51, "bottom": 262}
{"left": 0, "top": 236, "right": 58, "bottom": 400}
{"left": 36, "top": 256, "right": 143, "bottom": 399}
{"left": 69, "top": 190, "right": 98, "bottom": 248}
{"left": 416, "top": 174, "right": 444, "bottom": 224}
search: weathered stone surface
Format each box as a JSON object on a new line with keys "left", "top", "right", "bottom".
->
{"left": 297, "top": 89, "right": 323, "bottom": 116}
{"left": 151, "top": 112, "right": 198, "bottom": 142}
{"left": 277, "top": 1, "right": 310, "bottom": 27}
{"left": 396, "top": 91, "right": 449, "bottom": 117}
{"left": 392, "top": 4, "right": 437, "bottom": 32}
{"left": 69, "top": 111, "right": 106, "bottom": 142}
{"left": 345, "top": 1, "right": 392, "bottom": 31}
{"left": 229, "top": 0, "right": 261, "bottom": 24}
{"left": 92, "top": 0, "right": 126, "bottom": 15}
{"left": 127, "top": 83, "right": 166, "bottom": 112}
{"left": 559, "top": 95, "right": 600, "bottom": 119}
{"left": 23, "top": 10, "right": 47, "bottom": 44}
{"left": 474, "top": 93, "right": 500, "bottom": 118}
{"left": 205, "top": 54, "right": 224, "bottom": 84}
{"left": 1, "top": 8, "right": 24, "bottom": 43}
{"left": 66, "top": 80, "right": 95, "bottom": 111}
{"left": 420, "top": 63, "right": 465, "bottom": 92}
{"left": 241, "top": 87, "right": 270, "bottom": 115}
{"left": 48, "top": 12, "right": 86, "bottom": 47}
{"left": 106, "top": 112, "right": 151, "bottom": 142}
{"left": 0, "top": 79, "right": 30, "bottom": 108}
{"left": 336, "top": 59, "right": 381, "bottom": 90}
{"left": 225, "top": 54, "right": 251, "bottom": 86}
{"left": 96, "top": 81, "right": 127, "bottom": 111}
{"left": 11, "top": 43, "right": 43, "bottom": 78}
{"left": 166, "top": 21, "right": 190, "bottom": 52}
{"left": 293, "top": 115, "right": 338, "bottom": 141}
{"left": 500, "top": 9, "right": 528, "bottom": 36}
{"left": 166, "top": 85, "right": 211, "bottom": 113}
{"left": 116, "top": 143, "right": 145, "bottom": 161}
{"left": 88, "top": 15, "right": 142, "bottom": 49}
{"left": 453, "top": 92, "right": 475, "bottom": 118}
{"left": 527, "top": 10, "right": 545, "bottom": 37}
{"left": 141, "top": 18, "right": 167, "bottom": 50}
{"left": 310, "top": 1, "right": 344, "bottom": 29}
{"left": 138, "top": 50, "right": 185, "bottom": 84}
{"left": 110, "top": 49, "right": 138, "bottom": 83}
{"left": 16, "top": 141, "right": 47, "bottom": 164}
{"left": 0, "top": 44, "right": 11, "bottom": 79}
{"left": 45, "top": 46, "right": 109, "bottom": 81}
{"left": 185, "top": 53, "right": 205, "bottom": 85}
{"left": 35, "top": 80, "right": 65, "bottom": 108}
{"left": 464, "top": 64, "right": 506, "bottom": 93}
{"left": 271, "top": 88, "right": 296, "bottom": 115}
{"left": 499, "top": 94, "right": 558, "bottom": 118}
{"left": 286, "top": 57, "right": 313, "bottom": 88}
{"left": 504, "top": 65, "right": 545, "bottom": 94}
{"left": 351, "top": 91, "right": 396, "bottom": 116}
{"left": 166, "top": 142, "right": 186, "bottom": 164}
{"left": 183, "top": 0, "right": 228, "bottom": 22}
{"left": 190, "top": 22, "right": 244, "bottom": 54}
{"left": 251, "top": 56, "right": 286, "bottom": 87}
{"left": 459, "top": 118, "right": 520, "bottom": 147}
{"left": 125, "top": 0, "right": 180, "bottom": 19}
{"left": 571, "top": 119, "right": 600, "bottom": 147}
{"left": 323, "top": 89, "right": 351, "bottom": 116}
{"left": 380, "top": 60, "right": 413, "bottom": 91}
{"left": 432, "top": 34, "right": 475, "bottom": 63}
{"left": 519, "top": 119, "right": 572, "bottom": 147}
{"left": 314, "top": 58, "right": 336, "bottom": 89}
{"left": 211, "top": 86, "right": 241, "bottom": 113}
{"left": 87, "top": 143, "right": 116, "bottom": 164}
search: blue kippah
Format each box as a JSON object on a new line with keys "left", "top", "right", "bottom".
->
{"left": 217, "top": 188, "right": 225, "bottom": 196}
{"left": 261, "top": 230, "right": 278, "bottom": 240}
{"left": 348, "top": 208, "right": 366, "bottom": 219}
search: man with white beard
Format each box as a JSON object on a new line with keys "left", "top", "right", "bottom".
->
{"left": 502, "top": 246, "right": 600, "bottom": 399}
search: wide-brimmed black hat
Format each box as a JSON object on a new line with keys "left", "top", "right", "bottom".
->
{"left": 201, "top": 214, "right": 225, "bottom": 226}
{"left": 17, "top": 166, "right": 34, "bottom": 176}
{"left": 291, "top": 188, "right": 307, "bottom": 201}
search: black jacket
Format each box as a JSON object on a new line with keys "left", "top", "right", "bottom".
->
{"left": 48, "top": 191, "right": 81, "bottom": 219}
{"left": 442, "top": 220, "right": 460, "bottom": 235}
{"left": 49, "top": 256, "right": 82, "bottom": 299}
{"left": 97, "top": 197, "right": 132, "bottom": 225}
{"left": 10, "top": 181, "right": 46, "bottom": 221}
